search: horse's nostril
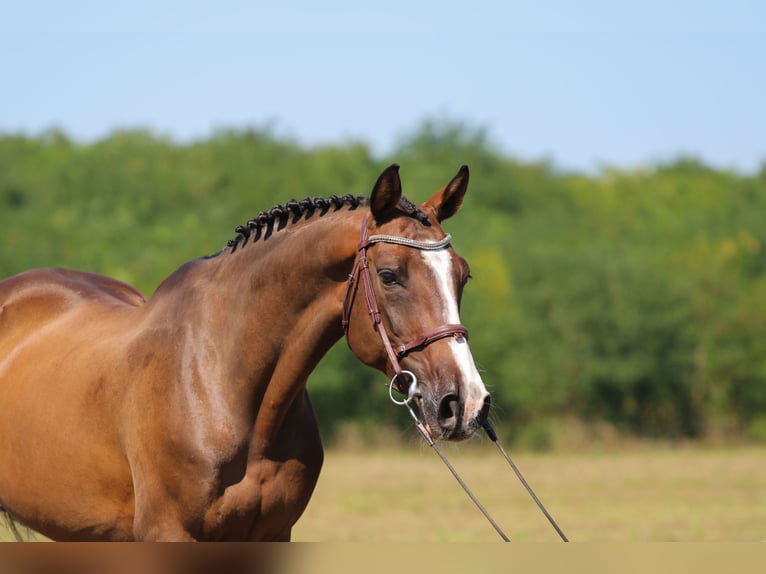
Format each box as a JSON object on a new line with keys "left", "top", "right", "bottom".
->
{"left": 437, "top": 393, "right": 460, "bottom": 432}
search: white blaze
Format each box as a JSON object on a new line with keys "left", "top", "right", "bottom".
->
{"left": 421, "top": 249, "right": 489, "bottom": 408}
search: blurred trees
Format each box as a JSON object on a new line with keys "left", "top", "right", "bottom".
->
{"left": 2, "top": 122, "right": 765, "bottom": 446}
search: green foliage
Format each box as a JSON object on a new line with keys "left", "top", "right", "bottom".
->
{"left": 2, "top": 120, "right": 765, "bottom": 444}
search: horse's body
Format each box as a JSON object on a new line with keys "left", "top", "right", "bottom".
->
{"left": 0, "top": 165, "right": 489, "bottom": 540}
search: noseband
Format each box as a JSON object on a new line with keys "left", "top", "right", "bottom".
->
{"left": 342, "top": 215, "right": 469, "bottom": 393}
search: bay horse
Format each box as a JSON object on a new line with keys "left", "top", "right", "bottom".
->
{"left": 0, "top": 164, "right": 490, "bottom": 541}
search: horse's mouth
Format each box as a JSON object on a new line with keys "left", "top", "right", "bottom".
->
{"left": 420, "top": 408, "right": 480, "bottom": 442}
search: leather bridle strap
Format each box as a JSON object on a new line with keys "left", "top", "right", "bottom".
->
{"left": 394, "top": 323, "right": 468, "bottom": 358}
{"left": 342, "top": 215, "right": 469, "bottom": 392}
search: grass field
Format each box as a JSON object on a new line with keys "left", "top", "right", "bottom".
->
{"left": 2, "top": 444, "right": 764, "bottom": 542}
{"left": 293, "top": 443, "right": 766, "bottom": 542}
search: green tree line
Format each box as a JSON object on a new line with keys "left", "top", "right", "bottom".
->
{"left": 2, "top": 122, "right": 765, "bottom": 447}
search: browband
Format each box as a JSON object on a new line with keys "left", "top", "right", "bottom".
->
{"left": 364, "top": 234, "right": 452, "bottom": 251}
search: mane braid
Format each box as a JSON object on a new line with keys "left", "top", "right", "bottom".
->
{"left": 226, "top": 194, "right": 430, "bottom": 252}
{"left": 398, "top": 196, "right": 431, "bottom": 225}
{"left": 226, "top": 194, "right": 366, "bottom": 252}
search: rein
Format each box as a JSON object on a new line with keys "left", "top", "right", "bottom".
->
{"left": 342, "top": 212, "right": 569, "bottom": 542}
{"left": 401, "top": 386, "right": 569, "bottom": 542}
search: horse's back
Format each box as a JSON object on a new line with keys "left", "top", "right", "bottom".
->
{"left": 0, "top": 266, "right": 147, "bottom": 417}
{"left": 0, "top": 268, "right": 146, "bottom": 354}
{"left": 0, "top": 267, "right": 146, "bottom": 311}
{"left": 0, "top": 269, "right": 145, "bottom": 539}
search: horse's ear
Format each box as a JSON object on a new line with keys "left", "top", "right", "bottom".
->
{"left": 424, "top": 165, "right": 469, "bottom": 222}
{"left": 370, "top": 163, "right": 402, "bottom": 220}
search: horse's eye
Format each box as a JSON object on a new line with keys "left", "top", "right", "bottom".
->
{"left": 378, "top": 269, "right": 399, "bottom": 286}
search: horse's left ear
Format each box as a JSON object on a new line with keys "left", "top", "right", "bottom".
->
{"left": 424, "top": 165, "right": 469, "bottom": 222}
{"left": 370, "top": 163, "right": 402, "bottom": 220}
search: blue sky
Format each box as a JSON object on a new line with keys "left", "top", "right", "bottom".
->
{"left": 2, "top": 0, "right": 764, "bottom": 172}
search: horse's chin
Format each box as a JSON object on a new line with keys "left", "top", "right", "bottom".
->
{"left": 419, "top": 409, "right": 480, "bottom": 442}
{"left": 439, "top": 425, "right": 480, "bottom": 442}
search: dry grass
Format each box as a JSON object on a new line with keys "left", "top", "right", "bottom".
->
{"left": 2, "top": 444, "right": 764, "bottom": 542}
{"left": 293, "top": 443, "right": 766, "bottom": 542}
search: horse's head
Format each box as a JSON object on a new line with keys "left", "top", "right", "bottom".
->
{"left": 344, "top": 164, "right": 490, "bottom": 441}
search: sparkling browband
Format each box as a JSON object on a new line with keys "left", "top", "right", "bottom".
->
{"left": 365, "top": 234, "right": 452, "bottom": 250}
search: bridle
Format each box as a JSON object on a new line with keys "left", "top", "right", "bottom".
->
{"left": 340, "top": 212, "right": 570, "bottom": 543}
{"left": 341, "top": 215, "right": 468, "bottom": 394}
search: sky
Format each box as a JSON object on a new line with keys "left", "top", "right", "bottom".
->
{"left": 2, "top": 0, "right": 764, "bottom": 173}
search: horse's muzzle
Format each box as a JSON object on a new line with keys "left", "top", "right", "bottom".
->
{"left": 436, "top": 391, "right": 491, "bottom": 441}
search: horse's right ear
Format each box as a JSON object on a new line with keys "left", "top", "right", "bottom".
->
{"left": 370, "top": 164, "right": 402, "bottom": 220}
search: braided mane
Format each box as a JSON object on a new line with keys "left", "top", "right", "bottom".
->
{"left": 226, "top": 194, "right": 429, "bottom": 253}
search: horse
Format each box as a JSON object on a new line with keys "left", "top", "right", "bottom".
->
{"left": 0, "top": 164, "right": 490, "bottom": 541}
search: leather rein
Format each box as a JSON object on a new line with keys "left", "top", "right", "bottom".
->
{"left": 342, "top": 215, "right": 468, "bottom": 393}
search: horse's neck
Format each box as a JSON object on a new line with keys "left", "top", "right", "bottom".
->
{"left": 143, "top": 210, "right": 361, "bottom": 439}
